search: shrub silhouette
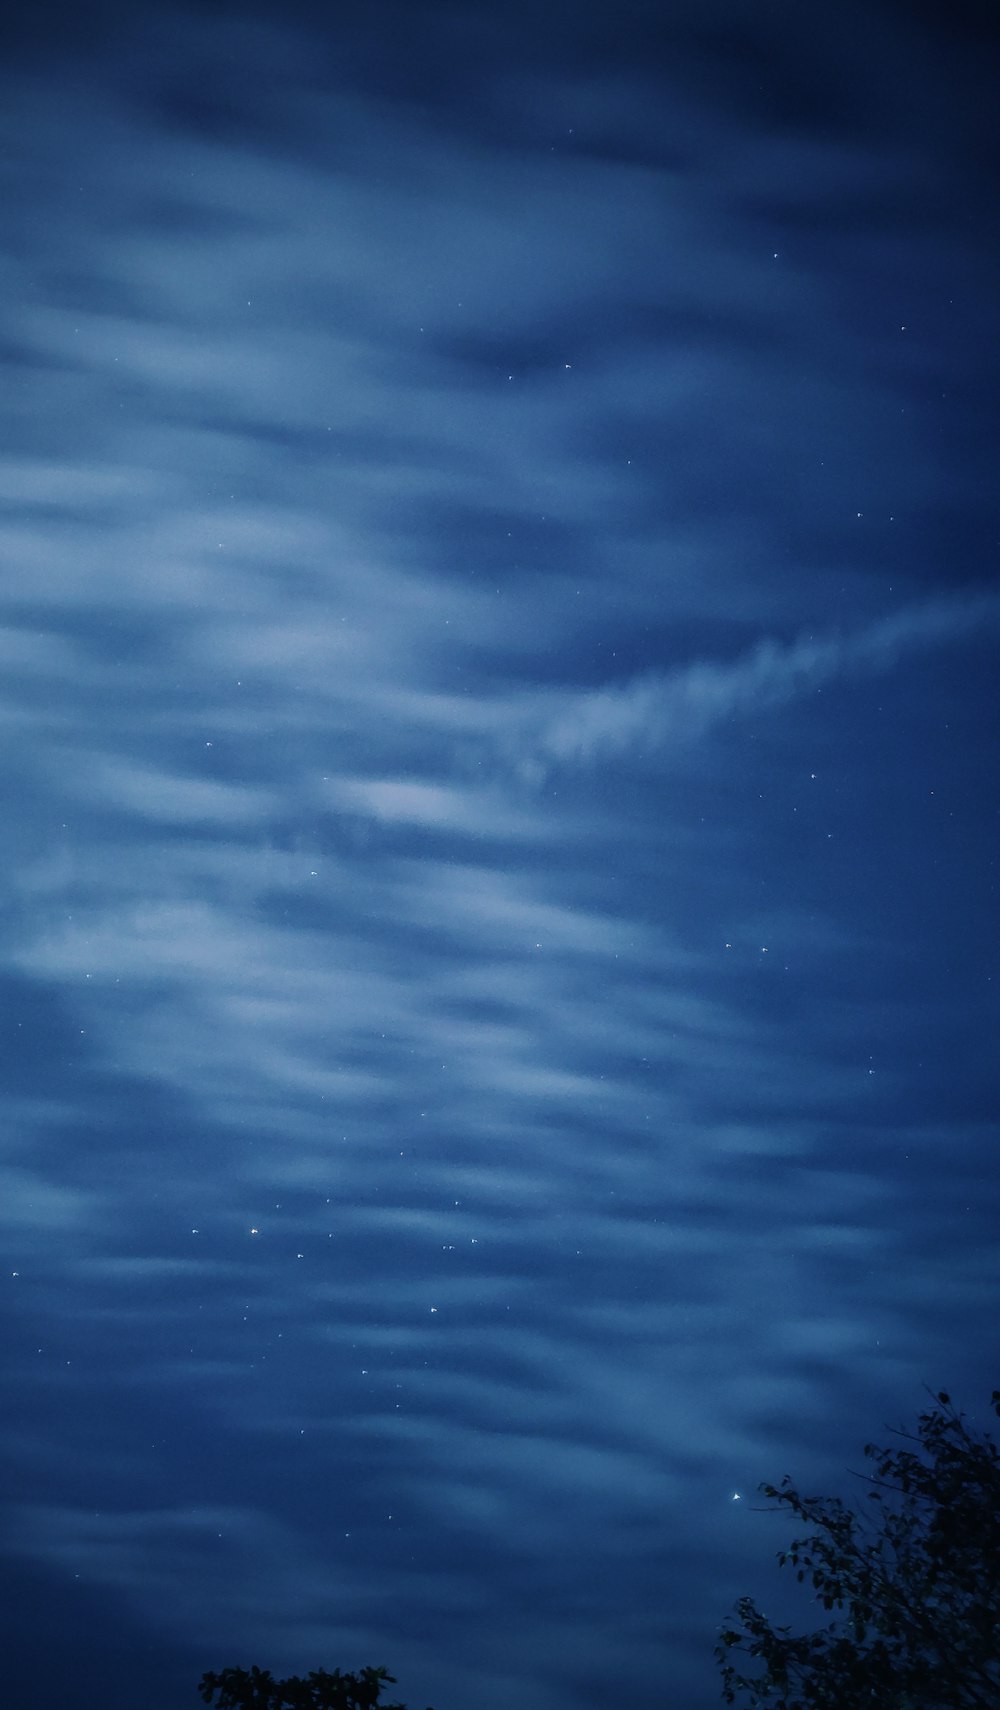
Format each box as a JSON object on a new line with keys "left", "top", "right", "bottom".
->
{"left": 199, "top": 1663, "right": 431, "bottom": 1710}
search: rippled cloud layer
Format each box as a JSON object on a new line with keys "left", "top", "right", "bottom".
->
{"left": 2, "top": 4, "right": 998, "bottom": 1709}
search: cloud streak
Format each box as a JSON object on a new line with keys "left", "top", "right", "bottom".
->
{"left": 522, "top": 593, "right": 999, "bottom": 769}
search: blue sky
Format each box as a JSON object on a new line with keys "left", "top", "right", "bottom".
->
{"left": 1, "top": 3, "right": 998, "bottom": 1708}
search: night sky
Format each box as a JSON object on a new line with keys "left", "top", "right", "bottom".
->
{"left": 2, "top": 2, "right": 998, "bottom": 1708}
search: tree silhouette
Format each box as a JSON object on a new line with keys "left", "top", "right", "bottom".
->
{"left": 716, "top": 1387, "right": 1000, "bottom": 1709}
{"left": 198, "top": 1663, "right": 431, "bottom": 1710}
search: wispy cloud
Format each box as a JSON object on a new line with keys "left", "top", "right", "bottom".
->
{"left": 519, "top": 593, "right": 999, "bottom": 770}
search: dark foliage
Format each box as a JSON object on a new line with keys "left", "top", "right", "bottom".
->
{"left": 199, "top": 1663, "right": 432, "bottom": 1710}
{"left": 716, "top": 1388, "right": 1000, "bottom": 1709}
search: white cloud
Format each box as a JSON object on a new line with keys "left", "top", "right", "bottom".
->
{"left": 525, "top": 593, "right": 1000, "bottom": 768}
{"left": 0, "top": 1166, "right": 102, "bottom": 1231}
{"left": 75, "top": 758, "right": 276, "bottom": 826}
{"left": 322, "top": 772, "right": 548, "bottom": 839}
